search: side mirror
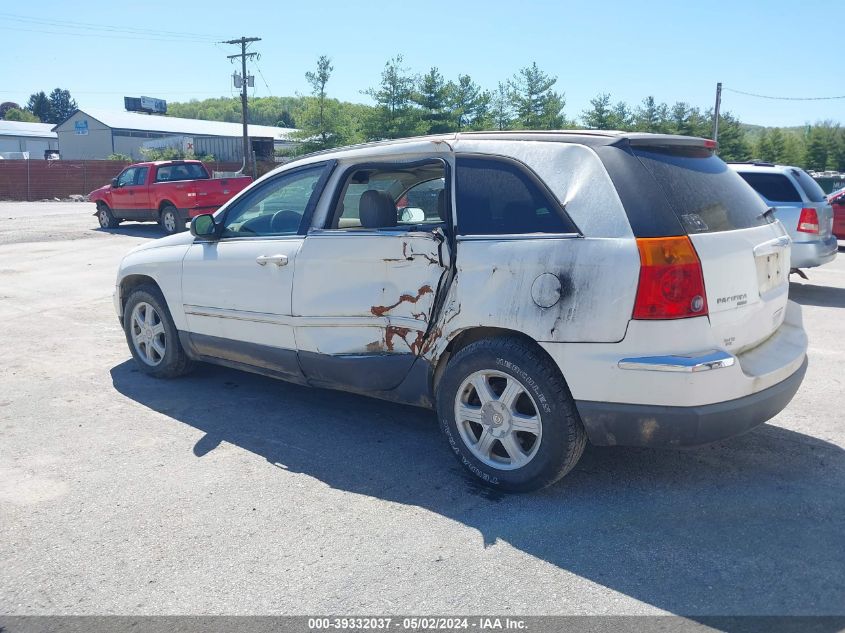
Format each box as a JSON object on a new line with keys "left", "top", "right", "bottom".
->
{"left": 111, "top": 178, "right": 119, "bottom": 188}
{"left": 399, "top": 206, "right": 426, "bottom": 223}
{"left": 190, "top": 213, "right": 218, "bottom": 239}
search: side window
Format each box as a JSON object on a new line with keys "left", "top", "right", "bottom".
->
{"left": 221, "top": 165, "right": 325, "bottom": 238}
{"left": 738, "top": 173, "right": 802, "bottom": 203}
{"left": 455, "top": 156, "right": 574, "bottom": 235}
{"left": 156, "top": 166, "right": 173, "bottom": 182}
{"left": 134, "top": 167, "right": 149, "bottom": 185}
{"left": 329, "top": 161, "right": 446, "bottom": 230}
{"left": 117, "top": 168, "right": 137, "bottom": 187}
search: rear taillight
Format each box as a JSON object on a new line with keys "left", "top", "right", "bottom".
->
{"left": 633, "top": 236, "right": 708, "bottom": 320}
{"left": 797, "top": 207, "right": 819, "bottom": 234}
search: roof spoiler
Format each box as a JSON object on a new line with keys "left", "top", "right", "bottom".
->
{"left": 624, "top": 134, "right": 718, "bottom": 151}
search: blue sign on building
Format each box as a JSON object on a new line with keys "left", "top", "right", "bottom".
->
{"left": 74, "top": 120, "right": 89, "bottom": 136}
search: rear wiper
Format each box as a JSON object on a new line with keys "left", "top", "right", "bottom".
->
{"left": 758, "top": 207, "right": 775, "bottom": 221}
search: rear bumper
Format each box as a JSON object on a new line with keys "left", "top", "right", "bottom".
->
{"left": 575, "top": 357, "right": 807, "bottom": 447}
{"left": 791, "top": 235, "right": 838, "bottom": 268}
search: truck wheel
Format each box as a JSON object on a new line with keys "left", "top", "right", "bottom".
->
{"left": 436, "top": 336, "right": 586, "bottom": 492}
{"left": 96, "top": 202, "right": 120, "bottom": 229}
{"left": 123, "top": 285, "right": 193, "bottom": 378}
{"left": 159, "top": 205, "right": 183, "bottom": 235}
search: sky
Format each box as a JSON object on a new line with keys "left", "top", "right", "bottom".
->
{"left": 1, "top": 0, "right": 843, "bottom": 128}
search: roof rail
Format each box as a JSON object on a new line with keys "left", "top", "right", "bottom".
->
{"left": 727, "top": 160, "right": 775, "bottom": 167}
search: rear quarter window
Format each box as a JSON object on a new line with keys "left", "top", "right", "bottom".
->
{"left": 791, "top": 169, "right": 826, "bottom": 203}
{"left": 455, "top": 155, "right": 576, "bottom": 235}
{"left": 633, "top": 148, "right": 772, "bottom": 233}
{"left": 736, "top": 172, "right": 802, "bottom": 203}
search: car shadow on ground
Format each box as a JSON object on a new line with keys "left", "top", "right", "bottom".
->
{"left": 789, "top": 282, "right": 845, "bottom": 308}
{"left": 111, "top": 360, "right": 845, "bottom": 618}
{"left": 92, "top": 224, "right": 166, "bottom": 238}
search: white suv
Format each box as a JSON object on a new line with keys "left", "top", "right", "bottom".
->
{"left": 114, "top": 132, "right": 808, "bottom": 491}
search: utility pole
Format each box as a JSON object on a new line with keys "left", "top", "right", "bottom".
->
{"left": 223, "top": 36, "right": 261, "bottom": 175}
{"left": 712, "top": 82, "right": 722, "bottom": 145}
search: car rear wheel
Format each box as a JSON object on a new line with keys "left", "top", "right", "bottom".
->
{"left": 436, "top": 336, "right": 586, "bottom": 492}
{"left": 123, "top": 285, "right": 193, "bottom": 378}
{"left": 159, "top": 205, "right": 183, "bottom": 235}
{"left": 96, "top": 202, "right": 120, "bottom": 229}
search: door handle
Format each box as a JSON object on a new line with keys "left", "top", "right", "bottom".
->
{"left": 256, "top": 254, "right": 289, "bottom": 267}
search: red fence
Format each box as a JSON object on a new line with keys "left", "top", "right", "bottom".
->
{"left": 0, "top": 160, "right": 245, "bottom": 201}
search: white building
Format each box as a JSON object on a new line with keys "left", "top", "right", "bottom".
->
{"left": 0, "top": 120, "right": 59, "bottom": 159}
{"left": 53, "top": 109, "right": 297, "bottom": 161}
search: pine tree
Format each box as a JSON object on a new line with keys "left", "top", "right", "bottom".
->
{"left": 508, "top": 62, "right": 562, "bottom": 129}
{"left": 415, "top": 67, "right": 451, "bottom": 134}
{"left": 25, "top": 92, "right": 51, "bottom": 123}
{"left": 47, "top": 88, "right": 77, "bottom": 124}
{"left": 304, "top": 55, "right": 334, "bottom": 147}
{"left": 490, "top": 82, "right": 513, "bottom": 131}
{"left": 582, "top": 93, "right": 614, "bottom": 129}
{"left": 363, "top": 55, "right": 420, "bottom": 139}
{"left": 446, "top": 75, "right": 488, "bottom": 131}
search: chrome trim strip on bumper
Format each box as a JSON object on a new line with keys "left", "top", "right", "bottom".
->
{"left": 618, "top": 350, "right": 736, "bottom": 373}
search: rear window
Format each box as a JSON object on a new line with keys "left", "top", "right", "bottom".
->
{"left": 737, "top": 172, "right": 802, "bottom": 203}
{"left": 791, "top": 168, "right": 826, "bottom": 203}
{"left": 633, "top": 148, "right": 772, "bottom": 234}
{"left": 156, "top": 163, "right": 209, "bottom": 182}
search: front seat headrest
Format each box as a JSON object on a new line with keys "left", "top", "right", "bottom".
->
{"left": 359, "top": 190, "right": 397, "bottom": 228}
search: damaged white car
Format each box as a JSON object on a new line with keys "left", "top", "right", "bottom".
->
{"left": 114, "top": 131, "right": 808, "bottom": 491}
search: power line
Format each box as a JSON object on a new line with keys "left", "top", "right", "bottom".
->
{"left": 724, "top": 87, "right": 845, "bottom": 101}
{"left": 254, "top": 59, "right": 273, "bottom": 96}
{"left": 0, "top": 11, "right": 224, "bottom": 41}
{"left": 0, "top": 25, "right": 218, "bottom": 43}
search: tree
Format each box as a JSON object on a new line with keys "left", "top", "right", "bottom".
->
{"left": 634, "top": 95, "right": 668, "bottom": 132}
{"left": 363, "top": 55, "right": 421, "bottom": 139}
{"left": 47, "top": 88, "right": 77, "bottom": 124}
{"left": 447, "top": 74, "right": 488, "bottom": 131}
{"left": 0, "top": 102, "right": 21, "bottom": 119}
{"left": 304, "top": 55, "right": 334, "bottom": 146}
{"left": 508, "top": 62, "right": 563, "bottom": 129}
{"left": 414, "top": 67, "right": 451, "bottom": 134}
{"left": 25, "top": 92, "right": 51, "bottom": 123}
{"left": 713, "top": 112, "right": 751, "bottom": 162}
{"left": 582, "top": 93, "right": 615, "bottom": 129}
{"left": 489, "top": 82, "right": 513, "bottom": 131}
{"left": 768, "top": 128, "right": 786, "bottom": 163}
{"left": 756, "top": 128, "right": 774, "bottom": 161}
{"left": 3, "top": 108, "right": 39, "bottom": 122}
{"left": 804, "top": 124, "right": 832, "bottom": 172}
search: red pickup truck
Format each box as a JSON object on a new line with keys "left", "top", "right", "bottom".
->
{"left": 89, "top": 160, "right": 252, "bottom": 234}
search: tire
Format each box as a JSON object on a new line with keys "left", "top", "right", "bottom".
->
{"left": 159, "top": 204, "right": 183, "bottom": 235}
{"left": 96, "top": 202, "right": 120, "bottom": 229}
{"left": 123, "top": 284, "right": 193, "bottom": 378}
{"left": 436, "top": 336, "right": 586, "bottom": 492}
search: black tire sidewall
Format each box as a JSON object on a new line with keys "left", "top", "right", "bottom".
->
{"left": 123, "top": 287, "right": 184, "bottom": 377}
{"left": 437, "top": 340, "right": 579, "bottom": 492}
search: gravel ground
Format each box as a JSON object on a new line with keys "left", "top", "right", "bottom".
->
{"left": 1, "top": 202, "right": 843, "bottom": 617}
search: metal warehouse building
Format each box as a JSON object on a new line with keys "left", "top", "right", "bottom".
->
{"left": 0, "top": 121, "right": 59, "bottom": 159}
{"left": 52, "top": 109, "right": 297, "bottom": 161}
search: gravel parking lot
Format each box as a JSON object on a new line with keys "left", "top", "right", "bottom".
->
{"left": 1, "top": 202, "right": 844, "bottom": 616}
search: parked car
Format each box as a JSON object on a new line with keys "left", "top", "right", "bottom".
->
{"left": 114, "top": 132, "right": 808, "bottom": 491}
{"left": 828, "top": 186, "right": 845, "bottom": 240}
{"left": 89, "top": 160, "right": 252, "bottom": 235}
{"left": 728, "top": 162, "right": 837, "bottom": 269}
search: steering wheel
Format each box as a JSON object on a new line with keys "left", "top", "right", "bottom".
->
{"left": 270, "top": 210, "right": 302, "bottom": 233}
